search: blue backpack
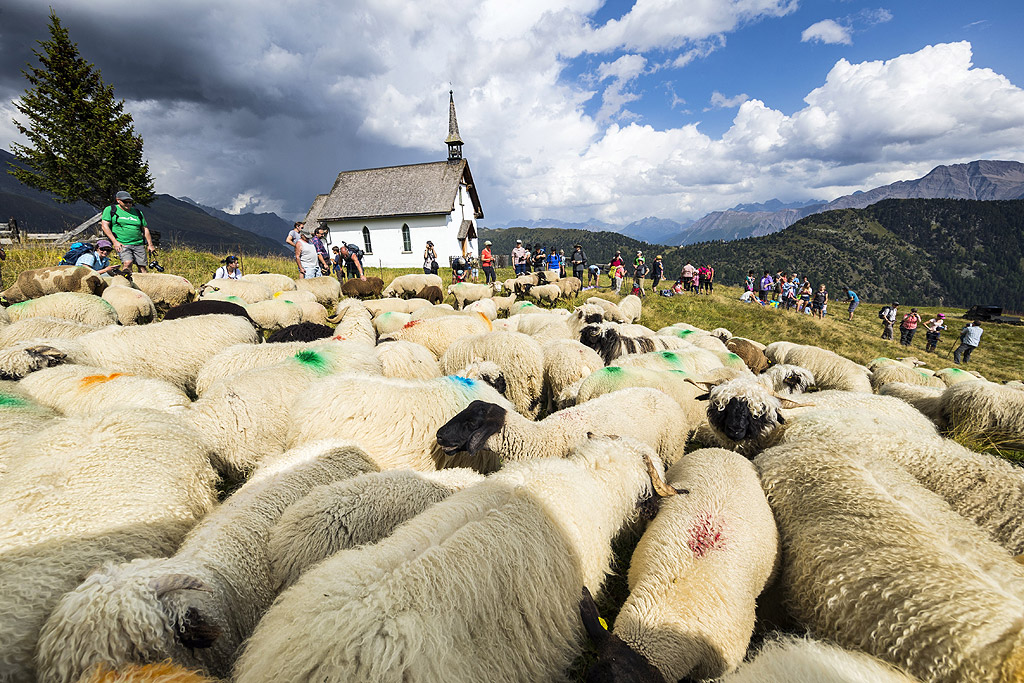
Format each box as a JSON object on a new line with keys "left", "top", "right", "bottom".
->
{"left": 58, "top": 242, "right": 94, "bottom": 266}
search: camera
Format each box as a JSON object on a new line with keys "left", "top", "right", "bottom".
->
{"left": 148, "top": 260, "right": 165, "bottom": 272}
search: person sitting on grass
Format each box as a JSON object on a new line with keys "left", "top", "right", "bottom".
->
{"left": 214, "top": 255, "right": 242, "bottom": 280}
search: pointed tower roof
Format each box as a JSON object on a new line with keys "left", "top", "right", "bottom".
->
{"left": 446, "top": 90, "right": 464, "bottom": 162}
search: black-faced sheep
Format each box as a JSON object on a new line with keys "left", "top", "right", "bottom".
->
{"left": 437, "top": 387, "right": 690, "bottom": 468}
{"left": 266, "top": 322, "right": 335, "bottom": 343}
{"left": 268, "top": 467, "right": 486, "bottom": 589}
{"left": 35, "top": 440, "right": 380, "bottom": 682}
{"left": 439, "top": 331, "right": 545, "bottom": 418}
{"left": 232, "top": 436, "right": 665, "bottom": 683}
{"left": 0, "top": 410, "right": 218, "bottom": 682}
{"left": 582, "top": 448, "right": 778, "bottom": 683}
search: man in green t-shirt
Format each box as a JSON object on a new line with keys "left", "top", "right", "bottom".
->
{"left": 100, "top": 190, "right": 156, "bottom": 273}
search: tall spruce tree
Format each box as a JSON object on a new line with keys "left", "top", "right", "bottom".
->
{"left": 8, "top": 10, "right": 155, "bottom": 210}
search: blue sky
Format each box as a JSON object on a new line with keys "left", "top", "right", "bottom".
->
{"left": 1, "top": 0, "right": 1023, "bottom": 224}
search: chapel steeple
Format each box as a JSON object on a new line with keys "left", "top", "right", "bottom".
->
{"left": 446, "top": 90, "right": 464, "bottom": 163}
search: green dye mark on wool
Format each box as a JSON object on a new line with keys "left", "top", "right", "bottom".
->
{"left": 675, "top": 329, "right": 694, "bottom": 338}
{"left": 226, "top": 296, "right": 244, "bottom": 304}
{"left": 293, "top": 350, "right": 331, "bottom": 375}
{"left": 724, "top": 352, "right": 743, "bottom": 365}
{"left": 0, "top": 393, "right": 29, "bottom": 408}
{"left": 668, "top": 370, "right": 690, "bottom": 377}
{"left": 601, "top": 366, "right": 624, "bottom": 374}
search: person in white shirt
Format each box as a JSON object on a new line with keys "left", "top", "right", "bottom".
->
{"left": 214, "top": 255, "right": 242, "bottom": 279}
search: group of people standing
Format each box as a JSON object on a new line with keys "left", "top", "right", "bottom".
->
{"left": 742, "top": 270, "right": 833, "bottom": 319}
{"left": 677, "top": 262, "right": 714, "bottom": 295}
{"left": 287, "top": 222, "right": 365, "bottom": 281}
{"left": 877, "top": 302, "right": 983, "bottom": 363}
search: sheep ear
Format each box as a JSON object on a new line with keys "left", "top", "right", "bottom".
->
{"left": 578, "top": 586, "right": 609, "bottom": 647}
{"left": 26, "top": 345, "right": 68, "bottom": 367}
{"left": 694, "top": 392, "right": 711, "bottom": 401}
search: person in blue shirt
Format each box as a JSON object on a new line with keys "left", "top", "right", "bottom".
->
{"left": 547, "top": 247, "right": 561, "bottom": 272}
{"left": 74, "top": 239, "right": 118, "bottom": 275}
{"left": 845, "top": 288, "right": 860, "bottom": 320}
{"left": 954, "top": 321, "right": 983, "bottom": 364}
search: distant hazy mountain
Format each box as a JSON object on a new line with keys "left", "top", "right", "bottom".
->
{"left": 1, "top": 149, "right": 286, "bottom": 254}
{"left": 180, "top": 197, "right": 292, "bottom": 243}
{"left": 677, "top": 160, "right": 1024, "bottom": 246}
{"left": 728, "top": 198, "right": 824, "bottom": 213}
{"left": 621, "top": 216, "right": 693, "bottom": 244}
{"left": 489, "top": 217, "right": 621, "bottom": 233}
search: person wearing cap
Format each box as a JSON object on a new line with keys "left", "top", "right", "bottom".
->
{"left": 899, "top": 307, "right": 922, "bottom": 346}
{"left": 73, "top": 239, "right": 118, "bottom": 275}
{"left": 570, "top": 244, "right": 587, "bottom": 281}
{"left": 651, "top": 255, "right": 664, "bottom": 290}
{"left": 100, "top": 190, "right": 155, "bottom": 274}
{"left": 845, "top": 287, "right": 860, "bottom": 320}
{"left": 924, "top": 313, "right": 948, "bottom": 353}
{"left": 511, "top": 239, "right": 529, "bottom": 276}
{"left": 880, "top": 301, "right": 899, "bottom": 340}
{"left": 423, "top": 241, "right": 438, "bottom": 275}
{"left": 295, "top": 230, "right": 320, "bottom": 278}
{"left": 480, "top": 240, "right": 495, "bottom": 283}
{"left": 214, "top": 255, "right": 242, "bottom": 280}
{"left": 954, "top": 320, "right": 983, "bottom": 364}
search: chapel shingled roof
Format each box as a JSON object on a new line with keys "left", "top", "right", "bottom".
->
{"left": 316, "top": 159, "right": 483, "bottom": 222}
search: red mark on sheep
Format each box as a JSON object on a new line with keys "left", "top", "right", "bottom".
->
{"left": 79, "top": 373, "right": 124, "bottom": 388}
{"left": 687, "top": 515, "right": 724, "bottom": 558}
{"left": 403, "top": 320, "right": 421, "bottom": 329}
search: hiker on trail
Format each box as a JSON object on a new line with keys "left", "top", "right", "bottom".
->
{"left": 954, "top": 321, "right": 983, "bottom": 364}
{"left": 880, "top": 301, "right": 899, "bottom": 340}
{"left": 511, "top": 240, "right": 529, "bottom": 276}
{"left": 480, "top": 240, "right": 495, "bottom": 283}
{"left": 100, "top": 190, "right": 155, "bottom": 274}
{"left": 338, "top": 243, "right": 367, "bottom": 280}
{"left": 845, "top": 288, "right": 860, "bottom": 320}
{"left": 633, "top": 251, "right": 647, "bottom": 292}
{"left": 214, "top": 255, "right": 242, "bottom": 280}
{"left": 286, "top": 221, "right": 304, "bottom": 248}
{"left": 74, "top": 239, "right": 118, "bottom": 275}
{"left": 295, "top": 230, "right": 320, "bottom": 278}
{"left": 900, "top": 308, "right": 922, "bottom": 346}
{"left": 571, "top": 244, "right": 587, "bottom": 281}
{"left": 924, "top": 313, "right": 947, "bottom": 353}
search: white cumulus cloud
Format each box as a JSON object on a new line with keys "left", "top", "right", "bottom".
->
{"left": 801, "top": 19, "right": 852, "bottom": 45}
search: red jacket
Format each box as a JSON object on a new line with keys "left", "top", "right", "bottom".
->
{"left": 481, "top": 247, "right": 493, "bottom": 267}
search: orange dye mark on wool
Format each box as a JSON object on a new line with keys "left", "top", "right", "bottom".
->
{"left": 687, "top": 514, "right": 724, "bottom": 558}
{"left": 79, "top": 373, "right": 124, "bottom": 388}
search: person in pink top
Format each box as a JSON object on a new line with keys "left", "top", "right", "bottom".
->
{"left": 899, "top": 307, "right": 922, "bottom": 346}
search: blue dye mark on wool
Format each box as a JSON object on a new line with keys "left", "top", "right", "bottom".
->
{"left": 448, "top": 375, "right": 476, "bottom": 388}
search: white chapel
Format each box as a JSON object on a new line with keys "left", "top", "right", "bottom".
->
{"left": 304, "top": 92, "right": 484, "bottom": 269}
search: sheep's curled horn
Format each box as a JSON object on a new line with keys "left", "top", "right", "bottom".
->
{"left": 642, "top": 453, "right": 687, "bottom": 497}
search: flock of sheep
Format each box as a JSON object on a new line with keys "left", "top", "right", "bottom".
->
{"left": 1, "top": 264, "right": 1023, "bottom": 683}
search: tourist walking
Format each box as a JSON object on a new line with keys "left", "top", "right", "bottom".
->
{"left": 651, "top": 255, "right": 664, "bottom": 290}
{"left": 879, "top": 302, "right": 899, "bottom": 340}
{"left": 100, "top": 190, "right": 156, "bottom": 274}
{"left": 612, "top": 262, "right": 625, "bottom": 294}
{"left": 511, "top": 239, "right": 529, "bottom": 275}
{"left": 845, "top": 288, "right": 860, "bottom": 320}
{"left": 924, "top": 313, "right": 947, "bottom": 353}
{"left": 480, "top": 240, "right": 495, "bottom": 283}
{"left": 899, "top": 308, "right": 922, "bottom": 346}
{"left": 703, "top": 263, "right": 715, "bottom": 293}
{"left": 954, "top": 321, "right": 983, "bottom": 364}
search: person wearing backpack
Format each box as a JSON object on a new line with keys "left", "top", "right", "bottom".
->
{"left": 100, "top": 190, "right": 155, "bottom": 274}
{"left": 338, "top": 243, "right": 367, "bottom": 280}
{"left": 73, "top": 239, "right": 118, "bottom": 275}
{"left": 879, "top": 301, "right": 899, "bottom": 340}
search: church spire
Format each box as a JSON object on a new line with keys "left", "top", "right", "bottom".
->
{"left": 446, "top": 90, "right": 464, "bottom": 162}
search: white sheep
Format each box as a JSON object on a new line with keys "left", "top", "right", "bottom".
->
{"left": 129, "top": 273, "right": 197, "bottom": 312}
{"left": 611, "top": 346, "right": 725, "bottom": 375}
{"left": 364, "top": 298, "right": 414, "bottom": 315}
{"left": 101, "top": 285, "right": 157, "bottom": 325}
{"left": 529, "top": 283, "right": 563, "bottom": 306}
{"left": 0, "top": 314, "right": 260, "bottom": 396}
{"left": 195, "top": 340, "right": 362, "bottom": 395}
{"left": 509, "top": 300, "right": 540, "bottom": 315}
{"left": 268, "top": 467, "right": 485, "bottom": 589}
{"left": 540, "top": 338, "right": 605, "bottom": 413}
{"left": 585, "top": 296, "right": 628, "bottom": 322}
{"left": 448, "top": 281, "right": 496, "bottom": 309}
{"left": 877, "top": 382, "right": 945, "bottom": 422}
{"left": 5, "top": 291, "right": 119, "bottom": 326}
{"left": 270, "top": 289, "right": 316, "bottom": 304}
{"left": 232, "top": 435, "right": 664, "bottom": 683}
{"left": 574, "top": 365, "right": 708, "bottom": 428}
{"left": 934, "top": 366, "right": 978, "bottom": 386}
{"left": 464, "top": 297, "right": 498, "bottom": 320}
{"left": 381, "top": 273, "right": 443, "bottom": 298}
{"left": 717, "top": 637, "right": 920, "bottom": 683}
{"left": 241, "top": 273, "right": 296, "bottom": 292}
{"left": 870, "top": 362, "right": 946, "bottom": 391}
{"left": 296, "top": 300, "right": 329, "bottom": 326}
{"left": 409, "top": 305, "right": 477, "bottom": 321}
{"left": 756, "top": 438, "right": 1024, "bottom": 683}
{"left": 939, "top": 379, "right": 1024, "bottom": 449}
{"left": 512, "top": 311, "right": 574, "bottom": 341}
{"left": 439, "top": 331, "right": 545, "bottom": 419}
{"left": 437, "top": 387, "right": 690, "bottom": 468}
{"left": 0, "top": 410, "right": 218, "bottom": 682}
{"left": 17, "top": 365, "right": 191, "bottom": 416}
{"left": 372, "top": 339, "right": 442, "bottom": 380}
{"left": 287, "top": 373, "right": 514, "bottom": 472}
{"left": 491, "top": 292, "right": 517, "bottom": 315}
{"left": 0, "top": 316, "right": 104, "bottom": 349}
{"left": 657, "top": 325, "right": 731, "bottom": 352}
{"left": 35, "top": 440, "right": 380, "bottom": 683}
{"left": 0, "top": 381, "right": 56, "bottom": 477}
{"left": 553, "top": 277, "right": 581, "bottom": 299}
{"left": 294, "top": 276, "right": 342, "bottom": 308}
{"left": 378, "top": 313, "right": 492, "bottom": 358}
{"left": 327, "top": 298, "right": 376, "bottom": 345}
{"left": 245, "top": 298, "right": 303, "bottom": 331}
{"left": 764, "top": 341, "right": 873, "bottom": 393}
{"left": 510, "top": 272, "right": 540, "bottom": 295}
{"left": 582, "top": 448, "right": 778, "bottom": 682}
{"left": 617, "top": 294, "right": 642, "bottom": 323}
{"left": 189, "top": 344, "right": 382, "bottom": 480}
{"left": 577, "top": 322, "right": 690, "bottom": 364}
{"left": 372, "top": 310, "right": 413, "bottom": 336}
{"left": 199, "top": 279, "right": 272, "bottom": 304}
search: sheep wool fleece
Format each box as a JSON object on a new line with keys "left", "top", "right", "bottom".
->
{"left": 233, "top": 436, "right": 661, "bottom": 683}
